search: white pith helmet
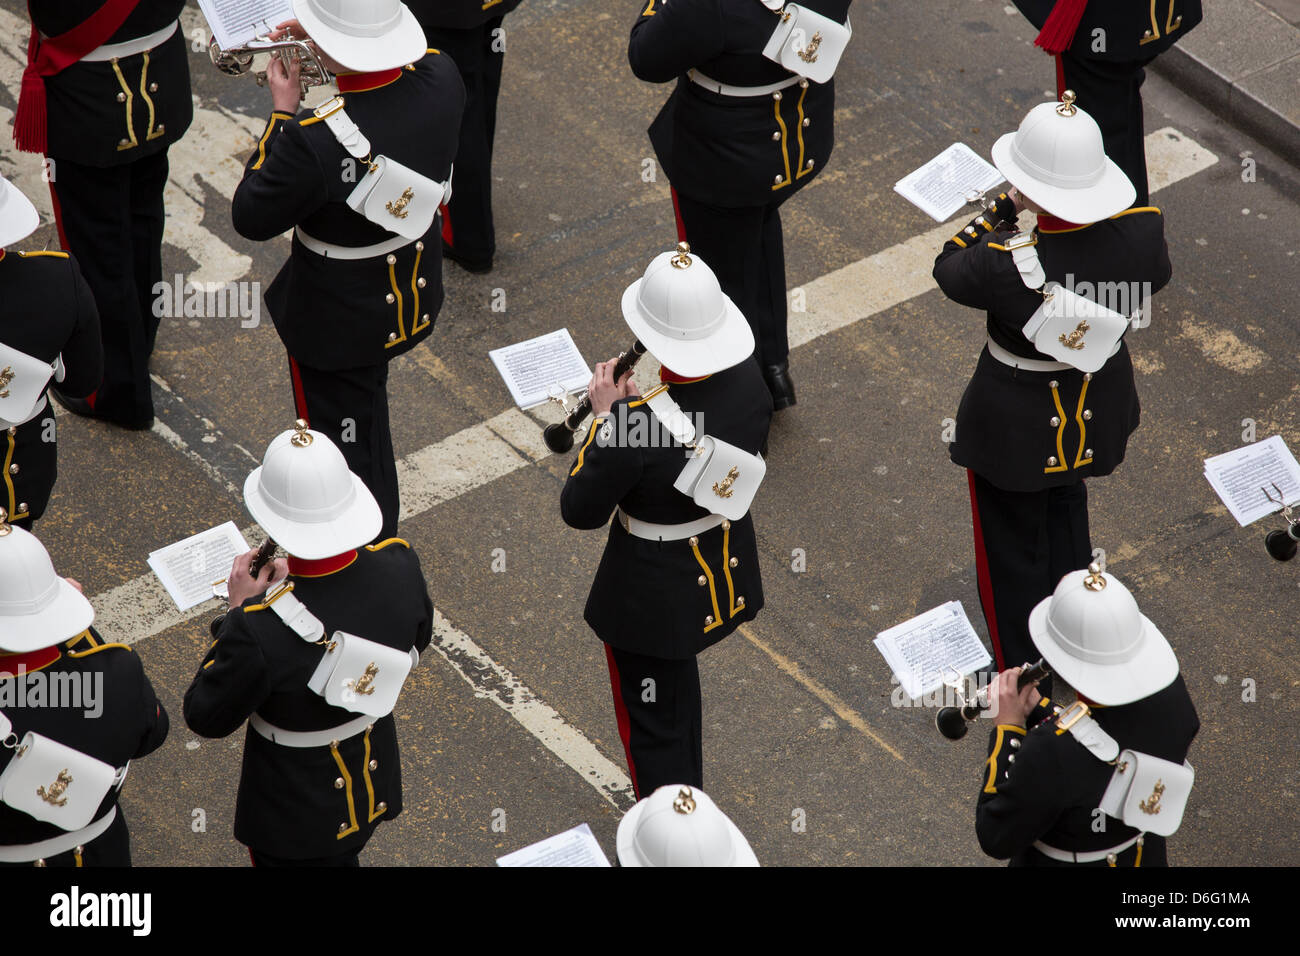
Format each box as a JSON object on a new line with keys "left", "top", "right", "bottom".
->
{"left": 0, "top": 174, "right": 39, "bottom": 248}
{"left": 1028, "top": 562, "right": 1179, "bottom": 706}
{"left": 0, "top": 514, "right": 93, "bottom": 653}
{"left": 293, "top": 0, "right": 426, "bottom": 73}
{"left": 990, "top": 91, "right": 1135, "bottom": 224}
{"left": 621, "top": 243, "right": 755, "bottom": 378}
{"left": 243, "top": 421, "right": 382, "bottom": 559}
{"left": 616, "top": 785, "right": 759, "bottom": 867}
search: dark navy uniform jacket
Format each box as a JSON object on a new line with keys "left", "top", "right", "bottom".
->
{"left": 629, "top": 0, "right": 850, "bottom": 208}
{"left": 934, "top": 195, "right": 1172, "bottom": 493}
{"left": 0, "top": 630, "right": 168, "bottom": 852}
{"left": 561, "top": 360, "right": 773, "bottom": 659}
{"left": 30, "top": 0, "right": 192, "bottom": 166}
{"left": 1013, "top": 0, "right": 1202, "bottom": 61}
{"left": 0, "top": 249, "right": 102, "bottom": 524}
{"left": 231, "top": 52, "right": 465, "bottom": 370}
{"left": 183, "top": 540, "right": 433, "bottom": 859}
{"left": 977, "top": 676, "right": 1199, "bottom": 866}
{"left": 406, "top": 0, "right": 524, "bottom": 29}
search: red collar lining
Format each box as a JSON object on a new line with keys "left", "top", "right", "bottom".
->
{"left": 287, "top": 550, "right": 358, "bottom": 578}
{"left": 0, "top": 645, "right": 61, "bottom": 677}
{"left": 336, "top": 69, "right": 403, "bottom": 93}
{"left": 660, "top": 367, "right": 711, "bottom": 385}
{"left": 1037, "top": 214, "right": 1088, "bottom": 233}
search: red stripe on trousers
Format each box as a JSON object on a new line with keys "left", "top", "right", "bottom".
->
{"left": 604, "top": 643, "right": 640, "bottom": 800}
{"left": 440, "top": 203, "right": 453, "bottom": 247}
{"left": 287, "top": 354, "right": 309, "bottom": 422}
{"left": 967, "top": 470, "right": 1006, "bottom": 671}
{"left": 670, "top": 187, "right": 686, "bottom": 243}
{"left": 1054, "top": 53, "right": 1065, "bottom": 98}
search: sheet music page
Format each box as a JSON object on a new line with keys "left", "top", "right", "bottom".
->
{"left": 874, "top": 601, "right": 990, "bottom": 700}
{"left": 1204, "top": 434, "right": 1300, "bottom": 526}
{"left": 894, "top": 142, "right": 1005, "bottom": 222}
{"left": 496, "top": 823, "right": 612, "bottom": 867}
{"left": 196, "top": 0, "right": 294, "bottom": 49}
{"left": 148, "top": 522, "right": 250, "bottom": 611}
{"left": 490, "top": 329, "right": 592, "bottom": 410}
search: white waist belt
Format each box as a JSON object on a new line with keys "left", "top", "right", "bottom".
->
{"left": 618, "top": 507, "right": 725, "bottom": 542}
{"left": 82, "top": 20, "right": 178, "bottom": 62}
{"left": 0, "top": 805, "right": 117, "bottom": 863}
{"left": 295, "top": 227, "right": 413, "bottom": 261}
{"left": 985, "top": 336, "right": 1121, "bottom": 373}
{"left": 689, "top": 68, "right": 800, "bottom": 98}
{"left": 1033, "top": 833, "right": 1141, "bottom": 864}
{"left": 250, "top": 712, "right": 374, "bottom": 749}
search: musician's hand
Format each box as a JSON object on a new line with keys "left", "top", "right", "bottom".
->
{"left": 269, "top": 19, "right": 306, "bottom": 42}
{"left": 266, "top": 50, "right": 303, "bottom": 114}
{"left": 227, "top": 549, "right": 289, "bottom": 611}
{"left": 587, "top": 358, "right": 640, "bottom": 418}
{"left": 989, "top": 666, "right": 1039, "bottom": 728}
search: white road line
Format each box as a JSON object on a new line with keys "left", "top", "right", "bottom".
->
{"left": 429, "top": 610, "right": 636, "bottom": 810}
{"left": 86, "top": 126, "right": 1217, "bottom": 810}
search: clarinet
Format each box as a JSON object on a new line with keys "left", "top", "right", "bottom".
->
{"left": 935, "top": 659, "right": 1052, "bottom": 740}
{"left": 543, "top": 340, "right": 647, "bottom": 454}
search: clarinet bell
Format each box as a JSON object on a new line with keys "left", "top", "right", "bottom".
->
{"left": 1265, "top": 527, "right": 1299, "bottom": 562}
{"left": 935, "top": 706, "right": 970, "bottom": 741}
{"left": 543, "top": 422, "right": 576, "bottom": 455}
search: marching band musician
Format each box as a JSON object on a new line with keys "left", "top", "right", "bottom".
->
{"left": 16, "top": 0, "right": 192, "bottom": 431}
{"left": 561, "top": 243, "right": 772, "bottom": 797}
{"left": 231, "top": 0, "right": 465, "bottom": 539}
{"left": 933, "top": 93, "right": 1171, "bottom": 691}
{"left": 0, "top": 515, "right": 168, "bottom": 867}
{"left": 0, "top": 175, "right": 103, "bottom": 530}
{"left": 183, "top": 423, "right": 433, "bottom": 867}
{"left": 408, "top": 0, "right": 525, "bottom": 274}
{"left": 628, "top": 0, "right": 853, "bottom": 411}
{"left": 1011, "top": 0, "right": 1202, "bottom": 206}
{"left": 977, "top": 564, "right": 1199, "bottom": 866}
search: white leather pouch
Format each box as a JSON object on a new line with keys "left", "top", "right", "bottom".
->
{"left": 0, "top": 732, "right": 121, "bottom": 830}
{"left": 762, "top": 4, "right": 852, "bottom": 84}
{"left": 347, "top": 155, "right": 444, "bottom": 240}
{"left": 1098, "top": 749, "right": 1194, "bottom": 837}
{"left": 674, "top": 436, "right": 767, "bottom": 521}
{"left": 1022, "top": 282, "right": 1131, "bottom": 373}
{"left": 307, "top": 630, "right": 417, "bottom": 719}
{"left": 0, "top": 343, "right": 58, "bottom": 428}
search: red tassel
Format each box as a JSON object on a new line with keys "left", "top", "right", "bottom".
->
{"left": 13, "top": 27, "right": 47, "bottom": 154}
{"left": 1034, "top": 0, "right": 1090, "bottom": 54}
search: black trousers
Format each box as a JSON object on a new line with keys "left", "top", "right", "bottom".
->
{"left": 0, "top": 807, "right": 131, "bottom": 868}
{"left": 604, "top": 643, "right": 703, "bottom": 800}
{"left": 49, "top": 151, "right": 169, "bottom": 427}
{"left": 426, "top": 17, "right": 507, "bottom": 265}
{"left": 1056, "top": 53, "right": 1155, "bottom": 206}
{"left": 673, "top": 189, "right": 789, "bottom": 368}
{"left": 967, "top": 471, "right": 1092, "bottom": 688}
{"left": 288, "top": 356, "right": 399, "bottom": 541}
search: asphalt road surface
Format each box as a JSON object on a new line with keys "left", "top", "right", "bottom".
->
{"left": 0, "top": 0, "right": 1296, "bottom": 867}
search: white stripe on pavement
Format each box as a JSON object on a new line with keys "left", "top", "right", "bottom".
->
{"left": 430, "top": 610, "right": 636, "bottom": 810}
{"left": 87, "top": 125, "right": 1217, "bottom": 811}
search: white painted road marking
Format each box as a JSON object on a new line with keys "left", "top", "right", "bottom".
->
{"left": 81, "top": 127, "right": 1217, "bottom": 810}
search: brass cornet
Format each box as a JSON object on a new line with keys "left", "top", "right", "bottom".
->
{"left": 208, "top": 35, "right": 332, "bottom": 98}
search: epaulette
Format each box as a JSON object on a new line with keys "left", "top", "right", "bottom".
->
{"left": 426, "top": 48, "right": 441, "bottom": 55}
{"left": 65, "top": 641, "right": 133, "bottom": 659}
{"left": 1109, "top": 206, "right": 1162, "bottom": 220}
{"left": 365, "top": 537, "right": 410, "bottom": 552}
{"left": 17, "top": 251, "right": 69, "bottom": 259}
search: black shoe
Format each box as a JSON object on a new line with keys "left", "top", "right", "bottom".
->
{"left": 49, "top": 388, "right": 153, "bottom": 431}
{"left": 442, "top": 241, "right": 493, "bottom": 274}
{"left": 763, "top": 363, "right": 797, "bottom": 410}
